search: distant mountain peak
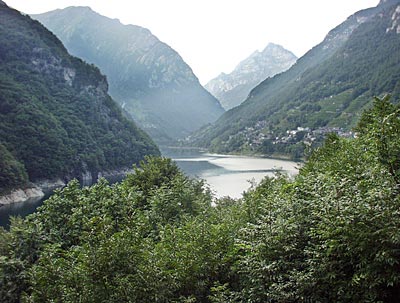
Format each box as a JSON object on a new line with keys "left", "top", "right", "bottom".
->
{"left": 63, "top": 6, "right": 93, "bottom": 12}
{"left": 206, "top": 43, "right": 297, "bottom": 110}
{"left": 379, "top": 0, "right": 400, "bottom": 7}
{"left": 263, "top": 42, "right": 286, "bottom": 51}
{"left": 50, "top": 6, "right": 126, "bottom": 26}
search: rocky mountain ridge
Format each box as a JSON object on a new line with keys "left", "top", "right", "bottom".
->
{"left": 206, "top": 43, "right": 297, "bottom": 110}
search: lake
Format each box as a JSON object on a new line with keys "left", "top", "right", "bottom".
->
{"left": 0, "top": 152, "right": 299, "bottom": 227}
{"left": 171, "top": 152, "right": 299, "bottom": 198}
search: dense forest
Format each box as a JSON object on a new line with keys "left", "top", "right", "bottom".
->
{"left": 1, "top": 96, "right": 399, "bottom": 302}
{"left": 0, "top": 2, "right": 159, "bottom": 193}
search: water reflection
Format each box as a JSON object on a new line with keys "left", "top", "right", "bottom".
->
{"left": 172, "top": 153, "right": 299, "bottom": 199}
{"left": 0, "top": 193, "right": 51, "bottom": 228}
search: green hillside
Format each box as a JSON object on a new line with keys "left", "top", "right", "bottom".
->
{"left": 33, "top": 7, "right": 224, "bottom": 144}
{"left": 0, "top": 2, "right": 159, "bottom": 193}
{"left": 190, "top": 1, "right": 400, "bottom": 158}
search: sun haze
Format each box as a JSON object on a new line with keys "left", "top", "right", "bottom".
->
{"left": 5, "top": 0, "right": 379, "bottom": 84}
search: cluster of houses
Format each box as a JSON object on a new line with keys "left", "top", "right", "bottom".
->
{"left": 273, "top": 126, "right": 355, "bottom": 146}
{"left": 224, "top": 123, "right": 355, "bottom": 149}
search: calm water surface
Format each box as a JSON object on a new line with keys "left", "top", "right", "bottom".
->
{"left": 0, "top": 151, "right": 299, "bottom": 227}
{"left": 171, "top": 152, "right": 299, "bottom": 199}
{"left": 0, "top": 194, "right": 52, "bottom": 228}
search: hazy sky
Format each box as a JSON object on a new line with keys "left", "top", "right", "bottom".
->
{"left": 6, "top": 0, "right": 379, "bottom": 84}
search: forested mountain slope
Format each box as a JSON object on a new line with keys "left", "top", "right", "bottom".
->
{"left": 190, "top": 0, "right": 400, "bottom": 157}
{"left": 33, "top": 7, "right": 224, "bottom": 144}
{"left": 0, "top": 2, "right": 159, "bottom": 193}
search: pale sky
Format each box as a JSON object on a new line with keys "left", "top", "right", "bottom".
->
{"left": 5, "top": 0, "right": 379, "bottom": 84}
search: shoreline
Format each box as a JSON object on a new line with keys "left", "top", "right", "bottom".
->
{"left": 161, "top": 145, "right": 304, "bottom": 162}
{"left": 0, "top": 167, "right": 134, "bottom": 207}
{"left": 0, "top": 179, "right": 66, "bottom": 207}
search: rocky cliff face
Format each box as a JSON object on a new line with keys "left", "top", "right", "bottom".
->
{"left": 386, "top": 4, "right": 400, "bottom": 33}
{"left": 379, "top": 0, "right": 400, "bottom": 6}
{"left": 206, "top": 43, "right": 297, "bottom": 110}
{"left": 33, "top": 7, "right": 224, "bottom": 144}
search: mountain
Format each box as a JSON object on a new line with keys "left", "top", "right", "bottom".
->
{"left": 206, "top": 43, "right": 297, "bottom": 110}
{"left": 0, "top": 2, "right": 159, "bottom": 193}
{"left": 190, "top": 0, "right": 400, "bottom": 158}
{"left": 32, "top": 7, "right": 224, "bottom": 144}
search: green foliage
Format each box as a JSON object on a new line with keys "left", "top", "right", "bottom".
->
{"left": 356, "top": 95, "right": 400, "bottom": 182}
{"left": 2, "top": 98, "right": 400, "bottom": 302}
{"left": 232, "top": 96, "right": 400, "bottom": 302}
{"left": 0, "top": 157, "right": 229, "bottom": 302}
{"left": 0, "top": 4, "right": 159, "bottom": 192}
{"left": 126, "top": 156, "right": 182, "bottom": 198}
{"left": 0, "top": 144, "right": 28, "bottom": 193}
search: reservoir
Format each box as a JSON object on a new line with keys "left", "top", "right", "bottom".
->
{"left": 171, "top": 153, "right": 298, "bottom": 198}
{"left": 0, "top": 152, "right": 299, "bottom": 227}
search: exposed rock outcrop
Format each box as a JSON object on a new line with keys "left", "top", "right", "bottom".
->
{"left": 0, "top": 179, "right": 65, "bottom": 206}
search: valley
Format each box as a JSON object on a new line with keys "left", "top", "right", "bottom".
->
{"left": 32, "top": 7, "right": 224, "bottom": 144}
{"left": 1, "top": 0, "right": 400, "bottom": 302}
